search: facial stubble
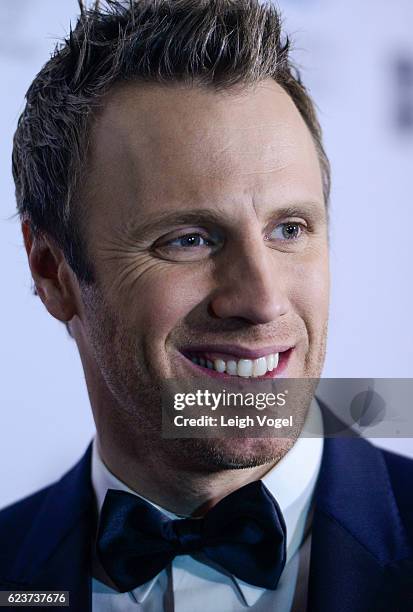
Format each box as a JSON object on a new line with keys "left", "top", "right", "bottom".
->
{"left": 78, "top": 284, "right": 328, "bottom": 474}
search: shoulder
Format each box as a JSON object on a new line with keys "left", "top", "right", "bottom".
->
{"left": 381, "top": 446, "right": 413, "bottom": 482}
{"left": 380, "top": 447, "right": 413, "bottom": 536}
{"left": 0, "top": 444, "right": 94, "bottom": 581}
{"left": 0, "top": 483, "right": 56, "bottom": 570}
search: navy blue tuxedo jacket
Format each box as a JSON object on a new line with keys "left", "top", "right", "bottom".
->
{"left": 1, "top": 427, "right": 412, "bottom": 611}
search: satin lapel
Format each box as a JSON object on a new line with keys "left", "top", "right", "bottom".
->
{"left": 308, "top": 435, "right": 412, "bottom": 612}
{"left": 6, "top": 443, "right": 95, "bottom": 612}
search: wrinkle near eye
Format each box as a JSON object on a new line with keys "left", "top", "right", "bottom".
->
{"left": 95, "top": 243, "right": 171, "bottom": 296}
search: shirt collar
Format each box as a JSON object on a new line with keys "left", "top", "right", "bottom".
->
{"left": 92, "top": 440, "right": 176, "bottom": 603}
{"left": 234, "top": 397, "right": 323, "bottom": 606}
{"left": 91, "top": 398, "right": 323, "bottom": 606}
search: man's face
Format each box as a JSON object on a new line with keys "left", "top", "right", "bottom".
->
{"left": 75, "top": 79, "right": 329, "bottom": 470}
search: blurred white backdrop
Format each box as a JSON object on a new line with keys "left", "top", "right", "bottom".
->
{"left": 1, "top": 0, "right": 412, "bottom": 509}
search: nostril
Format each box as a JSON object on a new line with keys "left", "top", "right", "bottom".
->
{"left": 208, "top": 288, "right": 288, "bottom": 325}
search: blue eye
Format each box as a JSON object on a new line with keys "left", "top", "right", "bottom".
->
{"left": 168, "top": 233, "right": 212, "bottom": 248}
{"left": 153, "top": 228, "right": 222, "bottom": 262}
{"left": 270, "top": 223, "right": 303, "bottom": 241}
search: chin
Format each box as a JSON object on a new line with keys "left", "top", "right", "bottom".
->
{"left": 167, "top": 437, "right": 296, "bottom": 472}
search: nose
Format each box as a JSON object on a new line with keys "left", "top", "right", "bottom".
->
{"left": 209, "top": 240, "right": 289, "bottom": 325}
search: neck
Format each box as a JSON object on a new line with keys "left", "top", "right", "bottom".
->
{"left": 96, "top": 434, "right": 291, "bottom": 516}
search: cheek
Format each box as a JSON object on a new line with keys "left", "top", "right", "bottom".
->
{"left": 123, "top": 264, "right": 212, "bottom": 340}
{"left": 96, "top": 249, "right": 210, "bottom": 330}
{"left": 287, "top": 252, "right": 330, "bottom": 327}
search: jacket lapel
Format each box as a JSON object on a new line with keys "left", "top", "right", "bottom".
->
{"left": 5, "top": 443, "right": 95, "bottom": 611}
{"left": 308, "top": 435, "right": 413, "bottom": 612}
{"left": 4, "top": 424, "right": 413, "bottom": 611}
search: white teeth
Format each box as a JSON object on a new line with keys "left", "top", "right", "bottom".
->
{"left": 237, "top": 359, "right": 253, "bottom": 377}
{"left": 253, "top": 357, "right": 267, "bottom": 377}
{"left": 190, "top": 352, "right": 280, "bottom": 377}
{"left": 214, "top": 359, "right": 226, "bottom": 373}
{"left": 226, "top": 361, "right": 237, "bottom": 375}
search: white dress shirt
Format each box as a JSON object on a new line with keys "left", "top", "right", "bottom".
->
{"left": 91, "top": 400, "right": 323, "bottom": 611}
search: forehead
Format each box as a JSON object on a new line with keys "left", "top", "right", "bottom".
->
{"left": 86, "top": 79, "right": 324, "bottom": 222}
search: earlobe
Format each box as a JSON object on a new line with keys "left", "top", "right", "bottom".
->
{"left": 21, "top": 219, "right": 78, "bottom": 323}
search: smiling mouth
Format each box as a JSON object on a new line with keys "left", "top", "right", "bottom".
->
{"left": 181, "top": 347, "right": 293, "bottom": 379}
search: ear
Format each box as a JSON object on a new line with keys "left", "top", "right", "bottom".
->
{"left": 22, "top": 220, "right": 79, "bottom": 323}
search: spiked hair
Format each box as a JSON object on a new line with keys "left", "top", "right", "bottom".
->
{"left": 13, "top": 0, "right": 330, "bottom": 283}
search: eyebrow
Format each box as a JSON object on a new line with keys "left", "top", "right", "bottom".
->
{"left": 262, "top": 202, "right": 327, "bottom": 226}
{"left": 130, "top": 210, "right": 226, "bottom": 236}
{"left": 124, "top": 201, "right": 326, "bottom": 238}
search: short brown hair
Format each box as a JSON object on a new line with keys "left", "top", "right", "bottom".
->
{"left": 12, "top": 0, "right": 330, "bottom": 284}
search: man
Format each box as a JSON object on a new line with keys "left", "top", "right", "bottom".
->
{"left": 1, "top": 1, "right": 412, "bottom": 610}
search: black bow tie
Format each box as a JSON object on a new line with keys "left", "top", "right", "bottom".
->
{"left": 96, "top": 481, "right": 286, "bottom": 593}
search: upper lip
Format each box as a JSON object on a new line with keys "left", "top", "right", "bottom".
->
{"left": 180, "top": 344, "right": 293, "bottom": 360}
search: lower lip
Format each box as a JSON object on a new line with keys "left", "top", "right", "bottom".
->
{"left": 179, "top": 348, "right": 293, "bottom": 379}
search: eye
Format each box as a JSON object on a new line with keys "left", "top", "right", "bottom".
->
{"left": 269, "top": 222, "right": 304, "bottom": 241}
{"left": 166, "top": 233, "right": 214, "bottom": 248}
{"left": 152, "top": 228, "right": 222, "bottom": 262}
